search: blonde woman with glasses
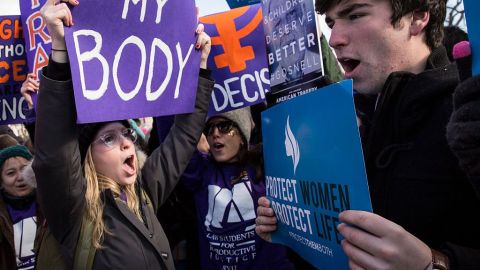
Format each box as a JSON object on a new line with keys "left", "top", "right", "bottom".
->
{"left": 31, "top": 0, "right": 213, "bottom": 269}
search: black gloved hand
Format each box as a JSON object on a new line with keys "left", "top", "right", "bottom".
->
{"left": 446, "top": 75, "right": 480, "bottom": 197}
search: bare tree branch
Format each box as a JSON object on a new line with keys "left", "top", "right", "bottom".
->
{"left": 446, "top": 0, "right": 465, "bottom": 27}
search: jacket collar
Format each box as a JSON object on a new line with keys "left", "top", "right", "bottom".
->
{"left": 425, "top": 46, "right": 451, "bottom": 70}
{"left": 102, "top": 189, "right": 167, "bottom": 261}
{"left": 363, "top": 46, "right": 458, "bottom": 162}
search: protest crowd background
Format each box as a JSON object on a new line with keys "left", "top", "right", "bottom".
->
{"left": 1, "top": 0, "right": 480, "bottom": 270}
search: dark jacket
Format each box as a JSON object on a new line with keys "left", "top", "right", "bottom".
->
{"left": 447, "top": 75, "right": 480, "bottom": 199}
{"left": 32, "top": 63, "right": 213, "bottom": 270}
{"left": 0, "top": 195, "right": 16, "bottom": 270}
{"left": 358, "top": 46, "right": 480, "bottom": 270}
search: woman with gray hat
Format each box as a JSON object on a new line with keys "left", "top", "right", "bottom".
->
{"left": 181, "top": 107, "right": 294, "bottom": 270}
{"left": 31, "top": 0, "right": 213, "bottom": 269}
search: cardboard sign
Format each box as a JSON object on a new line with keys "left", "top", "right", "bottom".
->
{"left": 262, "top": 80, "right": 372, "bottom": 269}
{"left": 463, "top": 0, "right": 480, "bottom": 75}
{"left": 0, "top": 15, "right": 36, "bottom": 125}
{"left": 261, "top": 0, "right": 324, "bottom": 91}
{"left": 200, "top": 4, "right": 269, "bottom": 114}
{"left": 64, "top": 0, "right": 201, "bottom": 123}
{"left": 19, "top": 0, "right": 51, "bottom": 79}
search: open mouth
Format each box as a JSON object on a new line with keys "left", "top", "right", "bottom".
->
{"left": 213, "top": 143, "right": 225, "bottom": 151}
{"left": 338, "top": 58, "right": 360, "bottom": 74}
{"left": 16, "top": 184, "right": 27, "bottom": 189}
{"left": 123, "top": 154, "right": 136, "bottom": 175}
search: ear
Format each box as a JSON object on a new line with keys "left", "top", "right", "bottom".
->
{"left": 410, "top": 10, "right": 430, "bottom": 36}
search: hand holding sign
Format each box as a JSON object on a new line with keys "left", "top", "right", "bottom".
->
{"left": 40, "top": 0, "right": 79, "bottom": 63}
{"left": 195, "top": 23, "right": 211, "bottom": 69}
{"left": 255, "top": 196, "right": 277, "bottom": 243}
{"left": 21, "top": 73, "right": 39, "bottom": 109}
{"left": 338, "top": 210, "right": 432, "bottom": 270}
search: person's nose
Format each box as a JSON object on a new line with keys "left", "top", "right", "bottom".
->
{"left": 15, "top": 171, "right": 24, "bottom": 183}
{"left": 329, "top": 23, "right": 349, "bottom": 50}
{"left": 211, "top": 127, "right": 221, "bottom": 138}
{"left": 119, "top": 134, "right": 133, "bottom": 150}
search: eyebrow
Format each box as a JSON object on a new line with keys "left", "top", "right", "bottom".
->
{"left": 100, "top": 126, "right": 126, "bottom": 133}
{"left": 337, "top": 3, "right": 371, "bottom": 18}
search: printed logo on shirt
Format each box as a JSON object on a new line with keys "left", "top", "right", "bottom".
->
{"left": 206, "top": 227, "right": 257, "bottom": 269}
{"left": 204, "top": 176, "right": 259, "bottom": 268}
{"left": 13, "top": 216, "right": 37, "bottom": 270}
{"left": 285, "top": 115, "right": 300, "bottom": 174}
{"left": 205, "top": 180, "right": 256, "bottom": 230}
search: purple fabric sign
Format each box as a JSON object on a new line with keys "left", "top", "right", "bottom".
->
{"left": 0, "top": 15, "right": 36, "bottom": 125}
{"left": 64, "top": 0, "right": 201, "bottom": 123}
{"left": 20, "top": 0, "right": 51, "bottom": 79}
{"left": 200, "top": 4, "right": 269, "bottom": 115}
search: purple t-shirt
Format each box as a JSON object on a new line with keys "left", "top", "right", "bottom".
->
{"left": 7, "top": 201, "right": 37, "bottom": 270}
{"left": 182, "top": 152, "right": 294, "bottom": 270}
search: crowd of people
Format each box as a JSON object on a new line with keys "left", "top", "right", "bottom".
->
{"left": 1, "top": 0, "right": 480, "bottom": 269}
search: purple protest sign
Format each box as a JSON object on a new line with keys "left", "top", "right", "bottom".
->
{"left": 20, "top": 0, "right": 51, "bottom": 79}
{"left": 64, "top": 0, "right": 201, "bottom": 123}
{"left": 0, "top": 15, "right": 36, "bottom": 125}
{"left": 200, "top": 4, "right": 269, "bottom": 115}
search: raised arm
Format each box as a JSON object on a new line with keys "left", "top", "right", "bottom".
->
{"left": 142, "top": 25, "right": 213, "bottom": 210}
{"left": 32, "top": 0, "right": 84, "bottom": 257}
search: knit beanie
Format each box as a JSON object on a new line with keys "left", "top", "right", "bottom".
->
{"left": 0, "top": 145, "right": 33, "bottom": 169}
{"left": 207, "top": 107, "right": 254, "bottom": 144}
{"left": 78, "top": 120, "right": 130, "bottom": 163}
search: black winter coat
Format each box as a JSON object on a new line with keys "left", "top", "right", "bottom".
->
{"left": 32, "top": 62, "right": 213, "bottom": 270}
{"left": 0, "top": 195, "right": 20, "bottom": 270}
{"left": 358, "top": 47, "right": 480, "bottom": 270}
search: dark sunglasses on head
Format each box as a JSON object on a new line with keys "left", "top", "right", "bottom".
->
{"left": 204, "top": 120, "right": 238, "bottom": 136}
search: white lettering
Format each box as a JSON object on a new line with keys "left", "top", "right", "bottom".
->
{"left": 73, "top": 30, "right": 109, "bottom": 100}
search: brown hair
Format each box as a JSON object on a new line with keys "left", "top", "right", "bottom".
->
{"left": 315, "top": 0, "right": 446, "bottom": 49}
{"left": 0, "top": 134, "right": 19, "bottom": 150}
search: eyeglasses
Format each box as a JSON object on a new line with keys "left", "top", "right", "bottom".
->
{"left": 203, "top": 120, "right": 237, "bottom": 136}
{"left": 94, "top": 128, "right": 137, "bottom": 148}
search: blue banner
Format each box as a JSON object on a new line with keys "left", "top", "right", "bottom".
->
{"left": 200, "top": 4, "right": 269, "bottom": 114}
{"left": 20, "top": 0, "right": 51, "bottom": 79}
{"left": 464, "top": 0, "right": 480, "bottom": 75}
{"left": 226, "top": 0, "right": 260, "bottom": 9}
{"left": 0, "top": 15, "right": 36, "bottom": 125}
{"left": 261, "top": 80, "right": 372, "bottom": 269}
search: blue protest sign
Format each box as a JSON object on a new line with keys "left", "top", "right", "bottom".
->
{"left": 463, "top": 0, "right": 480, "bottom": 75}
{"left": 262, "top": 80, "right": 372, "bottom": 269}
{"left": 200, "top": 4, "right": 269, "bottom": 114}
{"left": 0, "top": 15, "right": 36, "bottom": 125}
{"left": 20, "top": 0, "right": 51, "bottom": 79}
{"left": 64, "top": 0, "right": 201, "bottom": 123}
{"left": 226, "top": 0, "right": 261, "bottom": 9}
